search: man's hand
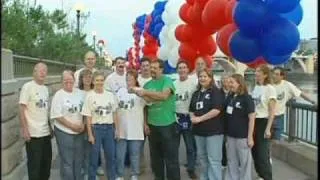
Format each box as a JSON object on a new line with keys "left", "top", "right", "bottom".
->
{"left": 144, "top": 124, "right": 150, "bottom": 136}
{"left": 135, "top": 89, "right": 145, "bottom": 97}
{"left": 22, "top": 127, "right": 31, "bottom": 142}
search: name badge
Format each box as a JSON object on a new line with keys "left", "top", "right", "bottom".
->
{"left": 196, "top": 101, "right": 204, "bottom": 110}
{"left": 226, "top": 106, "right": 233, "bottom": 114}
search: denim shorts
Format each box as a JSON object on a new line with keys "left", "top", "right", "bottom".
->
{"left": 272, "top": 114, "right": 284, "bottom": 140}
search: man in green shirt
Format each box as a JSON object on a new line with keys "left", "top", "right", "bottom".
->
{"left": 133, "top": 59, "right": 180, "bottom": 180}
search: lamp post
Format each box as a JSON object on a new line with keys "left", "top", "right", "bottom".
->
{"left": 74, "top": 2, "right": 85, "bottom": 37}
{"left": 98, "top": 41, "right": 104, "bottom": 57}
{"left": 92, "top": 31, "right": 97, "bottom": 51}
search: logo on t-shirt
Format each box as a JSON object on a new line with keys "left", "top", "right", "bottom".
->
{"left": 176, "top": 91, "right": 189, "bottom": 101}
{"left": 64, "top": 100, "right": 81, "bottom": 113}
{"left": 94, "top": 103, "right": 113, "bottom": 116}
{"left": 119, "top": 99, "right": 135, "bottom": 110}
{"left": 253, "top": 95, "right": 262, "bottom": 106}
{"left": 277, "top": 91, "right": 285, "bottom": 101}
{"left": 235, "top": 102, "right": 242, "bottom": 109}
{"left": 35, "top": 93, "right": 48, "bottom": 109}
{"left": 205, "top": 93, "right": 210, "bottom": 99}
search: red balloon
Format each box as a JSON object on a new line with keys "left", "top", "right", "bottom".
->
{"left": 188, "top": 1, "right": 203, "bottom": 25}
{"left": 225, "top": 0, "right": 237, "bottom": 24}
{"left": 186, "top": 0, "right": 195, "bottom": 5}
{"left": 216, "top": 23, "right": 238, "bottom": 57}
{"left": 247, "top": 57, "right": 267, "bottom": 69}
{"left": 175, "top": 24, "right": 193, "bottom": 42}
{"left": 196, "top": 0, "right": 210, "bottom": 9}
{"left": 198, "top": 36, "right": 217, "bottom": 55}
{"left": 179, "top": 43, "right": 198, "bottom": 62}
{"left": 202, "top": 0, "right": 229, "bottom": 31}
{"left": 179, "top": 3, "right": 192, "bottom": 23}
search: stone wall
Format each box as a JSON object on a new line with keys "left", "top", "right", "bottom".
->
{"left": 1, "top": 49, "right": 62, "bottom": 180}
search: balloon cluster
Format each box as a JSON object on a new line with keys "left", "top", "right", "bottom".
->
{"left": 149, "top": 1, "right": 167, "bottom": 40}
{"left": 218, "top": 0, "right": 303, "bottom": 68}
{"left": 142, "top": 1, "right": 168, "bottom": 60}
{"left": 129, "top": 14, "right": 147, "bottom": 69}
{"left": 158, "top": 0, "right": 185, "bottom": 72}
{"left": 176, "top": 0, "right": 228, "bottom": 71}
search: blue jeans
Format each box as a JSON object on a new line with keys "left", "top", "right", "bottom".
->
{"left": 116, "top": 139, "right": 143, "bottom": 177}
{"left": 272, "top": 114, "right": 284, "bottom": 140}
{"left": 54, "top": 127, "right": 84, "bottom": 180}
{"left": 180, "top": 129, "right": 196, "bottom": 171}
{"left": 88, "top": 124, "right": 116, "bottom": 180}
{"left": 195, "top": 134, "right": 224, "bottom": 180}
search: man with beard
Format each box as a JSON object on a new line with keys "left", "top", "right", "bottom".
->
{"left": 132, "top": 59, "right": 180, "bottom": 180}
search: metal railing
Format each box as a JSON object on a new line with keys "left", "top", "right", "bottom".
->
{"left": 284, "top": 99, "right": 318, "bottom": 146}
{"left": 13, "top": 55, "right": 77, "bottom": 78}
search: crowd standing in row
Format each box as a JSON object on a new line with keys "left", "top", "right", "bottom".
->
{"left": 19, "top": 51, "right": 315, "bottom": 180}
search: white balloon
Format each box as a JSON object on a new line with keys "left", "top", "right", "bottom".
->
{"left": 168, "top": 46, "right": 180, "bottom": 67}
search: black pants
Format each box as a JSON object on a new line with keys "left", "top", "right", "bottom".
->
{"left": 252, "top": 118, "right": 272, "bottom": 180}
{"left": 148, "top": 123, "right": 180, "bottom": 180}
{"left": 26, "top": 135, "right": 52, "bottom": 180}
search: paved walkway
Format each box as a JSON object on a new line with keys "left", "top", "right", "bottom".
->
{"left": 23, "top": 137, "right": 311, "bottom": 180}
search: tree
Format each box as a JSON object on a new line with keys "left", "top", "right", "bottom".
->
{"left": 2, "top": 0, "right": 94, "bottom": 64}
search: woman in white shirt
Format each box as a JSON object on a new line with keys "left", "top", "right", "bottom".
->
{"left": 78, "top": 69, "right": 104, "bottom": 176}
{"left": 50, "top": 70, "right": 85, "bottom": 180}
{"left": 81, "top": 71, "right": 119, "bottom": 180}
{"left": 115, "top": 69, "right": 147, "bottom": 180}
{"left": 251, "top": 65, "right": 276, "bottom": 180}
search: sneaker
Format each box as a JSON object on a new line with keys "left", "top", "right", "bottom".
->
{"left": 187, "top": 170, "right": 198, "bottom": 179}
{"left": 96, "top": 166, "right": 104, "bottom": 176}
{"left": 116, "top": 177, "right": 124, "bottom": 180}
{"left": 130, "top": 175, "right": 139, "bottom": 180}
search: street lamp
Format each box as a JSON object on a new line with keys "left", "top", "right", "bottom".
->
{"left": 92, "top": 31, "right": 97, "bottom": 51}
{"left": 74, "top": 2, "right": 85, "bottom": 36}
{"left": 98, "top": 40, "right": 104, "bottom": 57}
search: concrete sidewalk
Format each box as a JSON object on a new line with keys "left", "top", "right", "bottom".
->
{"left": 23, "top": 138, "right": 311, "bottom": 180}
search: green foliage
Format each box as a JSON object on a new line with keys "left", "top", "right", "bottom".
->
{"left": 2, "top": 0, "right": 94, "bottom": 64}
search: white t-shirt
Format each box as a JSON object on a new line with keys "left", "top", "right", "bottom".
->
{"left": 189, "top": 72, "right": 198, "bottom": 84}
{"left": 19, "top": 80, "right": 50, "bottom": 137}
{"left": 73, "top": 68, "right": 97, "bottom": 88}
{"left": 104, "top": 72, "right": 126, "bottom": 93}
{"left": 174, "top": 77, "right": 197, "bottom": 114}
{"left": 273, "top": 80, "right": 302, "bottom": 115}
{"left": 138, "top": 75, "right": 152, "bottom": 88}
{"left": 50, "top": 88, "right": 84, "bottom": 134}
{"left": 81, "top": 90, "right": 118, "bottom": 124}
{"left": 116, "top": 87, "right": 146, "bottom": 140}
{"left": 251, "top": 84, "right": 277, "bottom": 118}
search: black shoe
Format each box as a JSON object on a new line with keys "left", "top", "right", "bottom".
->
{"left": 187, "top": 170, "right": 197, "bottom": 179}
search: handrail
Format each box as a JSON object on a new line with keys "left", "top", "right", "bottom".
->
{"left": 285, "top": 99, "right": 318, "bottom": 146}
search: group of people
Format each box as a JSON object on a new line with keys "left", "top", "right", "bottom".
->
{"left": 19, "top": 50, "right": 315, "bottom": 180}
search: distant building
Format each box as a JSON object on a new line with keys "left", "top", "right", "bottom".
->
{"left": 298, "top": 38, "right": 318, "bottom": 54}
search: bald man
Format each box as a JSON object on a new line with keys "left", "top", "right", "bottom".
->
{"left": 19, "top": 62, "right": 53, "bottom": 180}
{"left": 74, "top": 51, "right": 97, "bottom": 88}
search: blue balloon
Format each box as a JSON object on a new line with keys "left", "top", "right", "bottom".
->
{"left": 234, "top": 0, "right": 268, "bottom": 38}
{"left": 153, "top": 15, "right": 163, "bottom": 24}
{"left": 230, "top": 31, "right": 261, "bottom": 63}
{"left": 154, "top": 1, "right": 167, "bottom": 12}
{"left": 260, "top": 16, "right": 300, "bottom": 56}
{"left": 280, "top": 4, "right": 303, "bottom": 25}
{"left": 263, "top": 53, "right": 292, "bottom": 65}
{"left": 265, "top": 0, "right": 300, "bottom": 13}
{"left": 152, "top": 23, "right": 165, "bottom": 38}
{"left": 164, "top": 60, "right": 176, "bottom": 74}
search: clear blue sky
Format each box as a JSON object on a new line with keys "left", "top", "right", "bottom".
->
{"left": 37, "top": 0, "right": 318, "bottom": 57}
